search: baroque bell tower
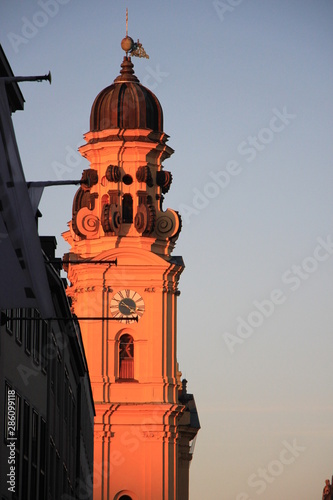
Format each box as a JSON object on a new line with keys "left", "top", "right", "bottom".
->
{"left": 63, "top": 31, "right": 199, "bottom": 500}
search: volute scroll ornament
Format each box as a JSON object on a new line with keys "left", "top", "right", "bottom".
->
{"left": 72, "top": 168, "right": 99, "bottom": 238}
{"left": 136, "top": 165, "right": 153, "bottom": 187}
{"left": 101, "top": 203, "right": 121, "bottom": 234}
{"left": 106, "top": 165, "right": 121, "bottom": 182}
{"left": 81, "top": 168, "right": 98, "bottom": 189}
{"left": 155, "top": 209, "right": 181, "bottom": 240}
{"left": 134, "top": 204, "right": 156, "bottom": 234}
{"left": 156, "top": 170, "right": 172, "bottom": 193}
{"left": 75, "top": 207, "right": 100, "bottom": 239}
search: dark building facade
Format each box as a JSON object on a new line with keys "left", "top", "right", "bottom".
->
{"left": 0, "top": 46, "right": 94, "bottom": 499}
{"left": 0, "top": 238, "right": 95, "bottom": 499}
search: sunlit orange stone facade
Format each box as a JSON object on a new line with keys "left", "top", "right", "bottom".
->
{"left": 63, "top": 46, "right": 199, "bottom": 500}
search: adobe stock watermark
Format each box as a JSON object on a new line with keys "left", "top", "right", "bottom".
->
{"left": 7, "top": 0, "right": 72, "bottom": 54}
{"left": 178, "top": 107, "right": 296, "bottom": 224}
{"left": 141, "top": 64, "right": 169, "bottom": 91}
{"left": 60, "top": 407, "right": 174, "bottom": 499}
{"left": 223, "top": 235, "right": 333, "bottom": 353}
{"left": 6, "top": 388, "right": 17, "bottom": 494}
{"left": 236, "top": 439, "right": 306, "bottom": 499}
{"left": 213, "top": 0, "right": 245, "bottom": 23}
{"left": 52, "top": 136, "right": 85, "bottom": 180}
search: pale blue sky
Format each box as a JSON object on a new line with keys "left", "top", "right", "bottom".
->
{"left": 1, "top": 1, "right": 333, "bottom": 498}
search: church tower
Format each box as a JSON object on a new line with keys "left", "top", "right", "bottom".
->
{"left": 63, "top": 33, "right": 200, "bottom": 500}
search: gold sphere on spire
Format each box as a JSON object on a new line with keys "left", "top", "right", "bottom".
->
{"left": 121, "top": 36, "right": 134, "bottom": 53}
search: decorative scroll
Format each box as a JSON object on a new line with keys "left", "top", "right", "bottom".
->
{"left": 170, "top": 211, "right": 182, "bottom": 241}
{"left": 81, "top": 168, "right": 98, "bottom": 189}
{"left": 101, "top": 204, "right": 121, "bottom": 234}
{"left": 106, "top": 165, "right": 121, "bottom": 183}
{"left": 72, "top": 169, "right": 98, "bottom": 238}
{"left": 75, "top": 207, "right": 99, "bottom": 239}
{"left": 134, "top": 204, "right": 155, "bottom": 235}
{"left": 136, "top": 166, "right": 153, "bottom": 187}
{"left": 156, "top": 216, "right": 173, "bottom": 234}
{"left": 156, "top": 170, "right": 172, "bottom": 193}
{"left": 155, "top": 209, "right": 181, "bottom": 240}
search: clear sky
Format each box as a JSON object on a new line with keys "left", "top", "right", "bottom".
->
{"left": 1, "top": 1, "right": 333, "bottom": 498}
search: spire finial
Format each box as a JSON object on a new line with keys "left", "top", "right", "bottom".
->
{"left": 120, "top": 9, "right": 149, "bottom": 59}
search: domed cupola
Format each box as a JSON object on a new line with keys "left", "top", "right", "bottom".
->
{"left": 90, "top": 53, "right": 163, "bottom": 132}
{"left": 64, "top": 33, "right": 181, "bottom": 258}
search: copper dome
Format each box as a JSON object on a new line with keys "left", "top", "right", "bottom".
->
{"left": 90, "top": 57, "right": 163, "bottom": 132}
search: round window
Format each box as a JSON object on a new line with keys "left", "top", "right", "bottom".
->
{"left": 122, "top": 174, "right": 133, "bottom": 185}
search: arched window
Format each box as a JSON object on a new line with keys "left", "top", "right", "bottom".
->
{"left": 114, "top": 489, "right": 136, "bottom": 500}
{"left": 101, "top": 194, "right": 109, "bottom": 207}
{"left": 119, "top": 334, "right": 134, "bottom": 379}
{"left": 122, "top": 194, "right": 133, "bottom": 223}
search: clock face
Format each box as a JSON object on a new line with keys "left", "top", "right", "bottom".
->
{"left": 110, "top": 289, "right": 145, "bottom": 323}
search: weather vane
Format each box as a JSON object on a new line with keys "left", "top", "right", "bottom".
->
{"left": 121, "top": 8, "right": 149, "bottom": 59}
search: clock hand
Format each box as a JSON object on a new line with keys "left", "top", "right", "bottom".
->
{"left": 120, "top": 301, "right": 136, "bottom": 314}
{"left": 119, "top": 301, "right": 131, "bottom": 311}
